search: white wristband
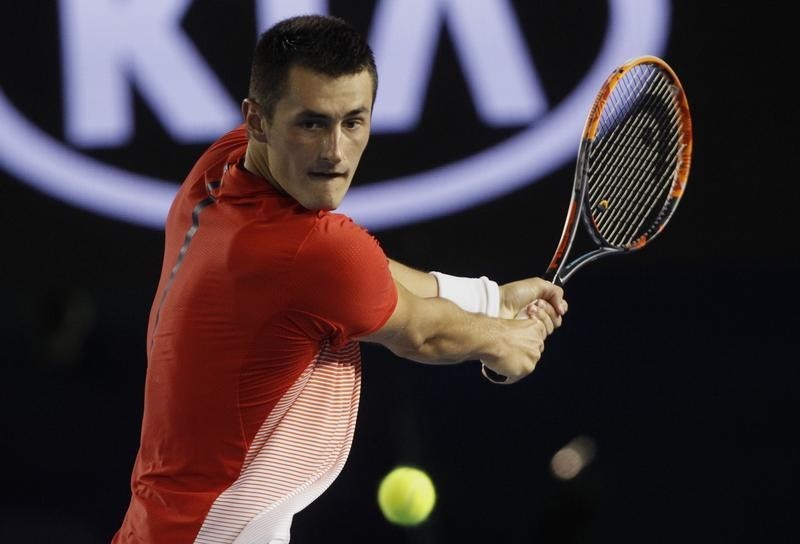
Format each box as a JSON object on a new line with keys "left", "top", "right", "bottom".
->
{"left": 430, "top": 272, "right": 500, "bottom": 317}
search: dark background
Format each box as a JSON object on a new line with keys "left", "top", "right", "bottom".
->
{"left": 1, "top": 2, "right": 798, "bottom": 543}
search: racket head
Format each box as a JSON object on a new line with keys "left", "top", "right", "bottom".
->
{"left": 582, "top": 56, "right": 692, "bottom": 250}
{"left": 545, "top": 56, "right": 692, "bottom": 285}
{"left": 484, "top": 57, "right": 692, "bottom": 385}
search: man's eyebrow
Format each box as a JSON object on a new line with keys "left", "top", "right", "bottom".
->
{"left": 296, "top": 110, "right": 330, "bottom": 121}
{"left": 295, "top": 107, "right": 369, "bottom": 119}
{"left": 344, "top": 107, "right": 369, "bottom": 117}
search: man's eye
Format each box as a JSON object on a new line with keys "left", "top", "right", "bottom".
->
{"left": 300, "top": 121, "right": 321, "bottom": 129}
{"left": 344, "top": 119, "right": 363, "bottom": 129}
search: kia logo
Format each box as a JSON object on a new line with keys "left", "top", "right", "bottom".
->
{"left": 0, "top": 0, "right": 670, "bottom": 230}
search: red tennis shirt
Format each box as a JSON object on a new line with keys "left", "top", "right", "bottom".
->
{"left": 112, "top": 126, "right": 397, "bottom": 543}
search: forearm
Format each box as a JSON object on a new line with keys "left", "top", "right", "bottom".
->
{"left": 360, "top": 280, "right": 542, "bottom": 381}
{"left": 388, "top": 259, "right": 438, "bottom": 298}
{"left": 406, "top": 298, "right": 503, "bottom": 365}
{"left": 387, "top": 260, "right": 500, "bottom": 315}
{"left": 364, "top": 281, "right": 501, "bottom": 366}
{"left": 364, "top": 269, "right": 565, "bottom": 382}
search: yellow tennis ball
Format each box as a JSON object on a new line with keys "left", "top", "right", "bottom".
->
{"left": 377, "top": 466, "right": 436, "bottom": 526}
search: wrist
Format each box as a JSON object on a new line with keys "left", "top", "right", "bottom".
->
{"left": 430, "top": 272, "right": 500, "bottom": 317}
{"left": 474, "top": 315, "right": 505, "bottom": 363}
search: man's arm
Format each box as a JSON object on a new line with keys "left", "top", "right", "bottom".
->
{"left": 387, "top": 259, "right": 437, "bottom": 298}
{"left": 359, "top": 280, "right": 548, "bottom": 384}
{"left": 388, "top": 258, "right": 567, "bottom": 327}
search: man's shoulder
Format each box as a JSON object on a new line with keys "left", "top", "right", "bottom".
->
{"left": 168, "top": 126, "right": 248, "bottom": 214}
{"left": 305, "top": 212, "right": 378, "bottom": 249}
{"left": 176, "top": 125, "right": 248, "bottom": 193}
{"left": 193, "top": 125, "right": 248, "bottom": 176}
{"left": 290, "top": 212, "right": 387, "bottom": 275}
{"left": 225, "top": 211, "right": 357, "bottom": 270}
{"left": 226, "top": 208, "right": 384, "bottom": 281}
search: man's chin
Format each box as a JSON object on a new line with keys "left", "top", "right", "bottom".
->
{"left": 300, "top": 194, "right": 345, "bottom": 212}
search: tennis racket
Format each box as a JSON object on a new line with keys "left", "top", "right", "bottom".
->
{"left": 483, "top": 55, "right": 693, "bottom": 384}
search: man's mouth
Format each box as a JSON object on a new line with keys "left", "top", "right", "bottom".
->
{"left": 309, "top": 171, "right": 346, "bottom": 181}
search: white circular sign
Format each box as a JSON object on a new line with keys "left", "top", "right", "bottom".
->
{"left": 0, "top": 0, "right": 670, "bottom": 230}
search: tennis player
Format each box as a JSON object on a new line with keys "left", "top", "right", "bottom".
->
{"left": 112, "top": 15, "right": 567, "bottom": 544}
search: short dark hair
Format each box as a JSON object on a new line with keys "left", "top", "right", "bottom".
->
{"left": 248, "top": 15, "right": 378, "bottom": 120}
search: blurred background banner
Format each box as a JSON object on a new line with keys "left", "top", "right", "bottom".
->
{"left": 1, "top": 0, "right": 670, "bottom": 230}
{"left": 1, "top": 1, "right": 797, "bottom": 543}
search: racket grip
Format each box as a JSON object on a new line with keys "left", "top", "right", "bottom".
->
{"left": 543, "top": 268, "right": 561, "bottom": 286}
{"left": 481, "top": 364, "right": 509, "bottom": 384}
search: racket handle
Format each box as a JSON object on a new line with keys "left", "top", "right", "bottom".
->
{"left": 481, "top": 364, "right": 509, "bottom": 384}
{"left": 543, "top": 268, "right": 561, "bottom": 286}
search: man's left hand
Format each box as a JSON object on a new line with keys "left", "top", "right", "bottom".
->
{"left": 499, "top": 278, "right": 568, "bottom": 334}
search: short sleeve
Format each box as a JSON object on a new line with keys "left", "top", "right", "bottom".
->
{"left": 287, "top": 214, "right": 397, "bottom": 348}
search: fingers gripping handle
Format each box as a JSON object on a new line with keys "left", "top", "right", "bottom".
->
{"left": 480, "top": 303, "right": 535, "bottom": 385}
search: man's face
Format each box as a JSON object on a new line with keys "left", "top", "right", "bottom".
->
{"left": 261, "top": 65, "right": 373, "bottom": 211}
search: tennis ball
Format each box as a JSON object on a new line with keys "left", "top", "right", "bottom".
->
{"left": 377, "top": 466, "right": 436, "bottom": 526}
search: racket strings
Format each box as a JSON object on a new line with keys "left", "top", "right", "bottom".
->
{"left": 595, "top": 111, "right": 681, "bottom": 243}
{"left": 585, "top": 66, "right": 683, "bottom": 247}
{"left": 586, "top": 68, "right": 669, "bottom": 216}
{"left": 589, "top": 79, "right": 676, "bottom": 226}
{"left": 590, "top": 69, "right": 674, "bottom": 196}
{"left": 604, "top": 69, "right": 683, "bottom": 243}
{"left": 590, "top": 69, "right": 675, "bottom": 191}
{"left": 590, "top": 120, "right": 674, "bottom": 241}
{"left": 593, "top": 71, "right": 681, "bottom": 244}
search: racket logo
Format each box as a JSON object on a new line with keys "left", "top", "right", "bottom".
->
{"left": 0, "top": 0, "right": 672, "bottom": 231}
{"left": 640, "top": 127, "right": 657, "bottom": 148}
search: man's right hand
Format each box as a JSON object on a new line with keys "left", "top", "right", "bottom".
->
{"left": 480, "top": 303, "right": 550, "bottom": 384}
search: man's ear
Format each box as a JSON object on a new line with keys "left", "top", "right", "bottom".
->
{"left": 242, "top": 99, "right": 268, "bottom": 143}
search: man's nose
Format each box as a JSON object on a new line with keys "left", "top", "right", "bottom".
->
{"left": 321, "top": 126, "right": 343, "bottom": 164}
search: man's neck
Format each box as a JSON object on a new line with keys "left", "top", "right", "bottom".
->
{"left": 243, "top": 144, "right": 286, "bottom": 196}
{"left": 242, "top": 144, "right": 266, "bottom": 178}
